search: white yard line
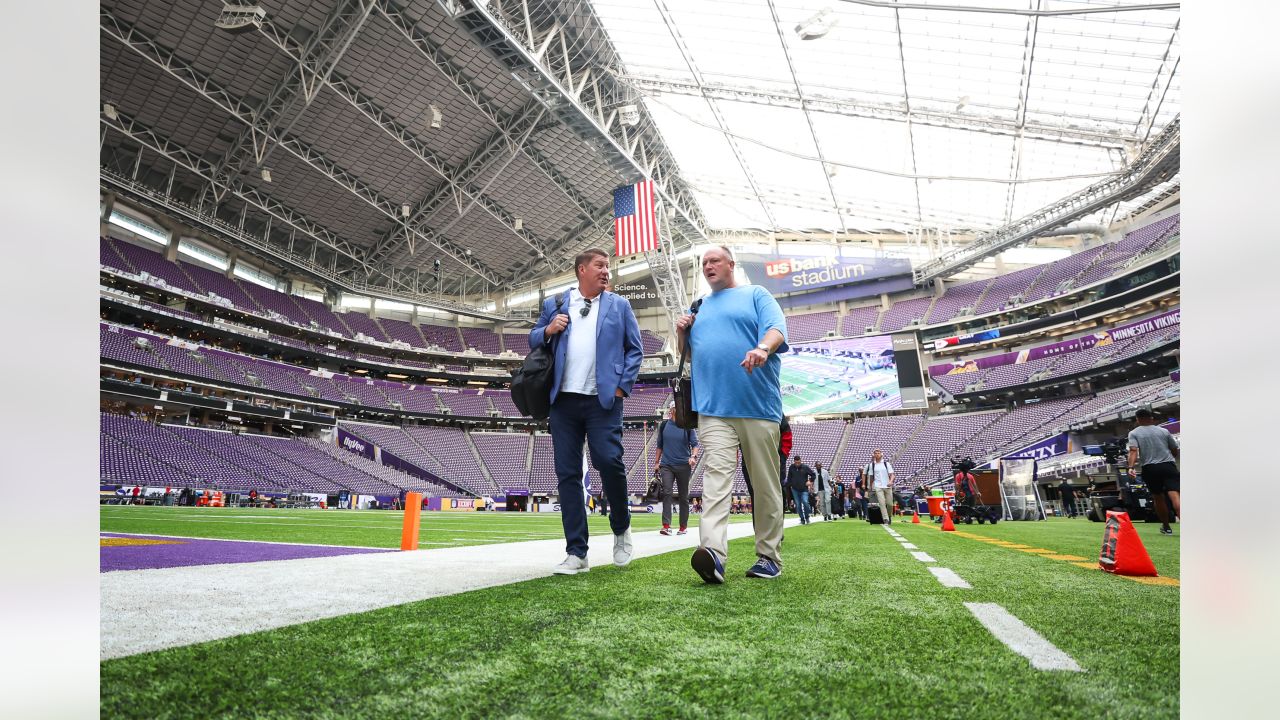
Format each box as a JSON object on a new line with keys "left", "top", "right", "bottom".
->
{"left": 900, "top": 542, "right": 918, "bottom": 550}
{"left": 101, "top": 517, "right": 801, "bottom": 660}
{"left": 909, "top": 551, "right": 936, "bottom": 563}
{"left": 964, "top": 602, "right": 1084, "bottom": 672}
{"left": 927, "top": 566, "right": 972, "bottom": 589}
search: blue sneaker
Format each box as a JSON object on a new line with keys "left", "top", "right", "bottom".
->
{"left": 691, "top": 546, "right": 725, "bottom": 584}
{"left": 745, "top": 555, "right": 781, "bottom": 579}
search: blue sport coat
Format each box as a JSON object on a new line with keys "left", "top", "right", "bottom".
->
{"left": 528, "top": 290, "right": 644, "bottom": 410}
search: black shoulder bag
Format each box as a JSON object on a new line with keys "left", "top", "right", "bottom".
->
{"left": 510, "top": 293, "right": 566, "bottom": 419}
{"left": 670, "top": 298, "right": 703, "bottom": 430}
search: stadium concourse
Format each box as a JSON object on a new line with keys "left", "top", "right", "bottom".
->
{"left": 96, "top": 0, "right": 1180, "bottom": 717}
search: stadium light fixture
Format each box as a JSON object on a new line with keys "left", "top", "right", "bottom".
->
{"left": 617, "top": 261, "right": 649, "bottom": 277}
{"left": 514, "top": 217, "right": 523, "bottom": 231}
{"left": 214, "top": 4, "right": 266, "bottom": 34}
{"left": 260, "top": 167, "right": 271, "bottom": 183}
{"left": 795, "top": 8, "right": 836, "bottom": 40}
{"left": 103, "top": 102, "right": 118, "bottom": 120}
{"left": 428, "top": 104, "right": 443, "bottom": 129}
{"left": 401, "top": 203, "right": 411, "bottom": 218}
{"left": 619, "top": 104, "right": 640, "bottom": 127}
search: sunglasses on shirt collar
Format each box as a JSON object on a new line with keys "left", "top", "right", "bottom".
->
{"left": 579, "top": 297, "right": 593, "bottom": 318}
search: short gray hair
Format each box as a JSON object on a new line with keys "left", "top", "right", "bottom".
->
{"left": 703, "top": 245, "right": 735, "bottom": 263}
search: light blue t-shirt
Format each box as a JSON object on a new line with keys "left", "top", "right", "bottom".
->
{"left": 688, "top": 285, "right": 789, "bottom": 422}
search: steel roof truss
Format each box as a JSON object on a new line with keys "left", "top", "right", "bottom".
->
{"left": 101, "top": 6, "right": 503, "bottom": 286}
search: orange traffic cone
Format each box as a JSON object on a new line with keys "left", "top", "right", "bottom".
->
{"left": 941, "top": 509, "right": 956, "bottom": 532}
{"left": 912, "top": 509, "right": 921, "bottom": 524}
{"left": 1098, "top": 511, "right": 1158, "bottom": 576}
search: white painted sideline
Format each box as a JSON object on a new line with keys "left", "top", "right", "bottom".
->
{"left": 101, "top": 518, "right": 801, "bottom": 660}
{"left": 964, "top": 602, "right": 1084, "bottom": 672}
{"left": 927, "top": 566, "right": 972, "bottom": 589}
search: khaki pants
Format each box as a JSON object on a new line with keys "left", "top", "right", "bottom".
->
{"left": 698, "top": 415, "right": 784, "bottom": 565}
{"left": 873, "top": 487, "right": 895, "bottom": 523}
{"left": 815, "top": 488, "right": 831, "bottom": 519}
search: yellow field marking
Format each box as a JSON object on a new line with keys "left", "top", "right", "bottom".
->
{"left": 908, "top": 524, "right": 1180, "bottom": 587}
{"left": 1122, "top": 575, "right": 1180, "bottom": 587}
{"left": 101, "top": 537, "right": 184, "bottom": 547}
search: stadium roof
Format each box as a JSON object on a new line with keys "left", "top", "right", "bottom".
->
{"left": 99, "top": 0, "right": 1179, "bottom": 308}
{"left": 591, "top": 0, "right": 1181, "bottom": 235}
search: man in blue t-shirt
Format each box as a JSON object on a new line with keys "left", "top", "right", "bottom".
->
{"left": 676, "top": 246, "right": 789, "bottom": 583}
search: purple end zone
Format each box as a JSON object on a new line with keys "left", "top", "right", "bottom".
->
{"left": 101, "top": 533, "right": 392, "bottom": 573}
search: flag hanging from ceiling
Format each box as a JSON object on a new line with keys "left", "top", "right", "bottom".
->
{"left": 613, "top": 179, "right": 659, "bottom": 256}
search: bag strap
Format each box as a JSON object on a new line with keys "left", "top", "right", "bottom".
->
{"left": 542, "top": 292, "right": 569, "bottom": 348}
{"left": 675, "top": 298, "right": 703, "bottom": 377}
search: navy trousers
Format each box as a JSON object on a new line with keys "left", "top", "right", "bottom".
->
{"left": 550, "top": 392, "right": 631, "bottom": 558}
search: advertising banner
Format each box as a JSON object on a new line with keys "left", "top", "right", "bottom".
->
{"left": 441, "top": 498, "right": 479, "bottom": 512}
{"left": 931, "top": 328, "right": 1001, "bottom": 352}
{"left": 1003, "top": 432, "right": 1070, "bottom": 461}
{"left": 736, "top": 252, "right": 913, "bottom": 296}
{"left": 1107, "top": 307, "right": 1180, "bottom": 342}
{"left": 928, "top": 308, "right": 1180, "bottom": 377}
{"left": 612, "top": 275, "right": 662, "bottom": 310}
{"left": 335, "top": 428, "right": 375, "bottom": 460}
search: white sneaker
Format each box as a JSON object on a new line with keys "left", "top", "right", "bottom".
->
{"left": 553, "top": 554, "right": 589, "bottom": 575}
{"left": 613, "top": 528, "right": 633, "bottom": 567}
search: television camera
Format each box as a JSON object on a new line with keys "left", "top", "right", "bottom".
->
{"left": 1081, "top": 438, "right": 1157, "bottom": 523}
{"left": 1082, "top": 439, "right": 1128, "bottom": 466}
{"left": 946, "top": 457, "right": 1000, "bottom": 525}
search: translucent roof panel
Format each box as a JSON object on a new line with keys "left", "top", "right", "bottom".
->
{"left": 591, "top": 0, "right": 1179, "bottom": 234}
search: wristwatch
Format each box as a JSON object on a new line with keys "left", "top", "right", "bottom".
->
{"left": 755, "top": 343, "right": 771, "bottom": 354}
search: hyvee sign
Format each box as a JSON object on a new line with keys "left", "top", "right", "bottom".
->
{"left": 737, "top": 253, "right": 913, "bottom": 294}
{"left": 612, "top": 275, "right": 661, "bottom": 309}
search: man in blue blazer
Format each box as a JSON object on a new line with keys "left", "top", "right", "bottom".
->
{"left": 529, "top": 248, "right": 644, "bottom": 574}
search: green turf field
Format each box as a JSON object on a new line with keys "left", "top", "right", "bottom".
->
{"left": 100, "top": 516, "right": 1178, "bottom": 718}
{"left": 100, "top": 506, "right": 753, "bottom": 549}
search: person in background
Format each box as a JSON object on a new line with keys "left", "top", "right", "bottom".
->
{"left": 1057, "top": 478, "right": 1077, "bottom": 518}
{"left": 530, "top": 248, "right": 644, "bottom": 575}
{"left": 786, "top": 455, "right": 815, "bottom": 525}
{"left": 813, "top": 462, "right": 834, "bottom": 522}
{"left": 863, "top": 450, "right": 896, "bottom": 524}
{"left": 954, "top": 466, "right": 980, "bottom": 517}
{"left": 852, "top": 472, "right": 866, "bottom": 519}
{"left": 654, "top": 404, "right": 700, "bottom": 536}
{"left": 1127, "top": 408, "right": 1181, "bottom": 535}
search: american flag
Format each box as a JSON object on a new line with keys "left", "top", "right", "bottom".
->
{"left": 613, "top": 179, "right": 659, "bottom": 256}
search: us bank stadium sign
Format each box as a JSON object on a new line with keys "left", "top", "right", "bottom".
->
{"left": 737, "top": 253, "right": 914, "bottom": 294}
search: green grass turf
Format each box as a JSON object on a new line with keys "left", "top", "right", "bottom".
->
{"left": 100, "top": 506, "right": 753, "bottom": 549}
{"left": 101, "top": 518, "right": 1178, "bottom": 719}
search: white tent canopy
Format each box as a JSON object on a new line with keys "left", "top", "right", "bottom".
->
{"left": 591, "top": 0, "right": 1180, "bottom": 234}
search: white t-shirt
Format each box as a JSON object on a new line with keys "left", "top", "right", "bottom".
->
{"left": 561, "top": 289, "right": 600, "bottom": 395}
{"left": 866, "top": 460, "right": 894, "bottom": 489}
